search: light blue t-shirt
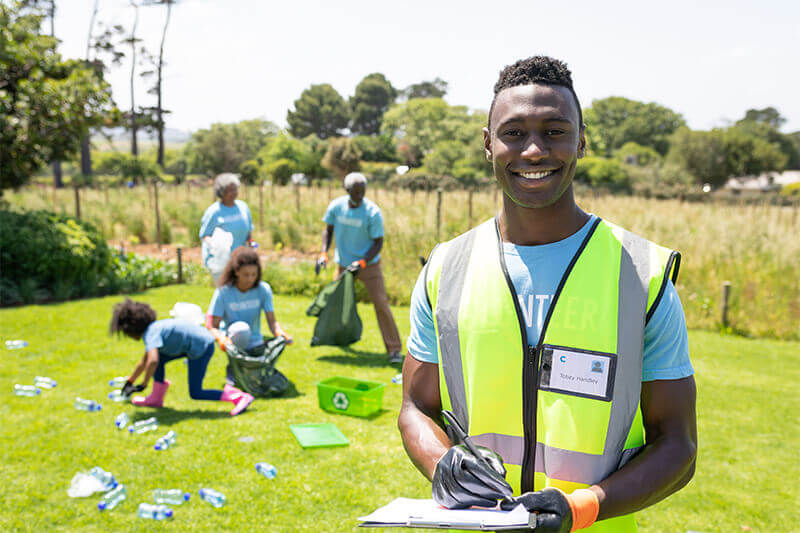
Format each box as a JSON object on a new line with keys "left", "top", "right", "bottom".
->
{"left": 208, "top": 281, "right": 274, "bottom": 349}
{"left": 199, "top": 200, "right": 254, "bottom": 266}
{"left": 407, "top": 215, "right": 693, "bottom": 382}
{"left": 323, "top": 196, "right": 384, "bottom": 266}
{"left": 142, "top": 319, "right": 214, "bottom": 360}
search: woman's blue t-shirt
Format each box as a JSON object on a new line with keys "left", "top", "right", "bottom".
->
{"left": 406, "top": 215, "right": 693, "bottom": 382}
{"left": 208, "top": 281, "right": 274, "bottom": 349}
{"left": 199, "top": 200, "right": 254, "bottom": 265}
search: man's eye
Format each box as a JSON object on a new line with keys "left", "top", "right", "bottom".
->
{"left": 503, "top": 129, "right": 523, "bottom": 137}
{"left": 546, "top": 129, "right": 565, "bottom": 136}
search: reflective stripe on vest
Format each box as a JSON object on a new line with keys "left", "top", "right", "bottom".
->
{"left": 427, "top": 217, "right": 679, "bottom": 533}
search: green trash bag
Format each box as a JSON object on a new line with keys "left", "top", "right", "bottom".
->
{"left": 224, "top": 336, "right": 290, "bottom": 397}
{"left": 306, "top": 270, "right": 362, "bottom": 347}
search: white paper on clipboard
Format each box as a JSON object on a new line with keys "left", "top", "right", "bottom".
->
{"left": 358, "top": 498, "right": 533, "bottom": 530}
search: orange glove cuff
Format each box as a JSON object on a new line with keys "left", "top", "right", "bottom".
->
{"left": 566, "top": 488, "right": 599, "bottom": 531}
{"left": 357, "top": 259, "right": 367, "bottom": 269}
{"left": 319, "top": 251, "right": 328, "bottom": 261}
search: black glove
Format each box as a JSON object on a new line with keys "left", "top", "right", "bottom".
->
{"left": 501, "top": 488, "right": 573, "bottom": 533}
{"left": 121, "top": 380, "right": 137, "bottom": 396}
{"left": 432, "top": 444, "right": 513, "bottom": 509}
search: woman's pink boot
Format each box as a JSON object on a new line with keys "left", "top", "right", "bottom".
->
{"left": 132, "top": 380, "right": 171, "bottom": 407}
{"left": 221, "top": 383, "right": 253, "bottom": 416}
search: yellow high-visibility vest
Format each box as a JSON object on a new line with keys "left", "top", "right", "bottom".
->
{"left": 425, "top": 217, "right": 679, "bottom": 532}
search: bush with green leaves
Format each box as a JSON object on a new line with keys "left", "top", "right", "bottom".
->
{"left": 574, "top": 156, "right": 631, "bottom": 193}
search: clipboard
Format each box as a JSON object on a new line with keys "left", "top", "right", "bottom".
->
{"left": 358, "top": 498, "right": 535, "bottom": 530}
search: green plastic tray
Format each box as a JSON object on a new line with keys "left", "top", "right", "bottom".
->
{"left": 317, "top": 376, "right": 384, "bottom": 418}
{"left": 289, "top": 423, "right": 349, "bottom": 448}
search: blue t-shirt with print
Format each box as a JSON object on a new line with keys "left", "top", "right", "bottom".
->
{"left": 199, "top": 200, "right": 254, "bottom": 265}
{"left": 143, "top": 319, "right": 214, "bottom": 360}
{"left": 407, "top": 215, "right": 693, "bottom": 382}
{"left": 208, "top": 281, "right": 274, "bottom": 349}
{"left": 323, "top": 196, "right": 384, "bottom": 266}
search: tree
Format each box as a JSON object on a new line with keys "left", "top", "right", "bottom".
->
{"left": 322, "top": 137, "right": 361, "bottom": 178}
{"left": 615, "top": 142, "right": 661, "bottom": 167}
{"left": 738, "top": 107, "right": 786, "bottom": 129}
{"left": 287, "top": 84, "right": 349, "bottom": 139}
{"left": 142, "top": 0, "right": 176, "bottom": 168}
{"left": 584, "top": 96, "right": 685, "bottom": 156}
{"left": 666, "top": 127, "right": 787, "bottom": 188}
{"left": 381, "top": 99, "right": 485, "bottom": 167}
{"left": 349, "top": 73, "right": 397, "bottom": 135}
{"left": 0, "top": 2, "right": 114, "bottom": 191}
{"left": 257, "top": 132, "right": 309, "bottom": 183}
{"left": 351, "top": 134, "right": 398, "bottom": 162}
{"left": 402, "top": 77, "right": 448, "bottom": 100}
{"left": 735, "top": 108, "right": 800, "bottom": 169}
{"left": 125, "top": 0, "right": 141, "bottom": 155}
{"left": 185, "top": 119, "right": 279, "bottom": 175}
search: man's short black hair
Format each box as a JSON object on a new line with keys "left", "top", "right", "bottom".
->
{"left": 488, "top": 55, "right": 583, "bottom": 129}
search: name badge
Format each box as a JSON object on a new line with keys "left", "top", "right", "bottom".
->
{"left": 538, "top": 345, "right": 616, "bottom": 401}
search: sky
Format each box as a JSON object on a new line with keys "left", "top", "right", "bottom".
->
{"left": 53, "top": 0, "right": 800, "bottom": 135}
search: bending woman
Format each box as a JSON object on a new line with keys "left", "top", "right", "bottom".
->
{"left": 110, "top": 299, "right": 254, "bottom": 416}
{"left": 207, "top": 247, "right": 292, "bottom": 375}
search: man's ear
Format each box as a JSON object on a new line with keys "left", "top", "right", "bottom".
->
{"left": 483, "top": 127, "right": 492, "bottom": 161}
{"left": 577, "top": 126, "right": 587, "bottom": 158}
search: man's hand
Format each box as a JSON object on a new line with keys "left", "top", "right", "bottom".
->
{"left": 501, "top": 488, "right": 599, "bottom": 532}
{"left": 315, "top": 252, "right": 328, "bottom": 275}
{"left": 347, "top": 259, "right": 367, "bottom": 273}
{"left": 432, "top": 444, "right": 513, "bottom": 509}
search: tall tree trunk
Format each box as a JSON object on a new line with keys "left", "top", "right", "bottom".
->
{"left": 49, "top": 0, "right": 63, "bottom": 189}
{"left": 129, "top": 1, "right": 139, "bottom": 156}
{"left": 156, "top": 2, "right": 171, "bottom": 168}
{"left": 80, "top": 0, "right": 100, "bottom": 179}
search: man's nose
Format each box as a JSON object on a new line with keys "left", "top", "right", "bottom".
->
{"left": 520, "top": 134, "right": 548, "bottom": 160}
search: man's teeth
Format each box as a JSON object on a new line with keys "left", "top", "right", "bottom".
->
{"left": 519, "top": 170, "right": 555, "bottom": 180}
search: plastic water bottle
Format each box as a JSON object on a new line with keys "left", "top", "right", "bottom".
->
{"left": 108, "top": 390, "right": 130, "bottom": 402}
{"left": 75, "top": 398, "right": 102, "bottom": 411}
{"left": 13, "top": 384, "right": 41, "bottom": 397}
{"left": 198, "top": 488, "right": 226, "bottom": 507}
{"left": 114, "top": 413, "right": 130, "bottom": 429}
{"left": 249, "top": 241, "right": 259, "bottom": 249}
{"left": 128, "top": 417, "right": 158, "bottom": 434}
{"left": 89, "top": 467, "right": 117, "bottom": 491}
{"left": 109, "top": 377, "right": 127, "bottom": 387}
{"left": 98, "top": 484, "right": 127, "bottom": 511}
{"left": 154, "top": 430, "right": 177, "bottom": 451}
{"left": 391, "top": 374, "right": 403, "bottom": 385}
{"left": 5, "top": 340, "right": 28, "bottom": 349}
{"left": 153, "top": 489, "right": 190, "bottom": 505}
{"left": 137, "top": 503, "right": 173, "bottom": 520}
{"left": 34, "top": 376, "right": 57, "bottom": 389}
{"left": 255, "top": 462, "right": 277, "bottom": 479}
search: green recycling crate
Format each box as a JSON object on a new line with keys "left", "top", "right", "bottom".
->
{"left": 317, "top": 376, "right": 384, "bottom": 418}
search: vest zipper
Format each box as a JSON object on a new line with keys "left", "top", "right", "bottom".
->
{"left": 521, "top": 343, "right": 538, "bottom": 492}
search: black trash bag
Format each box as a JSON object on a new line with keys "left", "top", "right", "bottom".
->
{"left": 306, "top": 270, "right": 362, "bottom": 347}
{"left": 225, "top": 336, "right": 290, "bottom": 398}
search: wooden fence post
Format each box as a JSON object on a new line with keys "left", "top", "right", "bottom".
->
{"left": 153, "top": 180, "right": 162, "bottom": 247}
{"left": 177, "top": 247, "right": 183, "bottom": 284}
{"left": 259, "top": 180, "right": 264, "bottom": 232}
{"left": 721, "top": 281, "right": 732, "bottom": 328}
{"left": 52, "top": 184, "right": 58, "bottom": 212}
{"left": 468, "top": 188, "right": 474, "bottom": 229}
{"left": 74, "top": 186, "right": 81, "bottom": 220}
{"left": 295, "top": 184, "right": 300, "bottom": 213}
{"left": 436, "top": 188, "right": 443, "bottom": 239}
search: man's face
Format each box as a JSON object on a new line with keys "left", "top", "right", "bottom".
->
{"left": 347, "top": 183, "right": 365, "bottom": 207}
{"left": 484, "top": 84, "right": 585, "bottom": 210}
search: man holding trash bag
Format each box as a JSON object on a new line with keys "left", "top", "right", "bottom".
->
{"left": 316, "top": 172, "right": 403, "bottom": 365}
{"left": 398, "top": 56, "right": 697, "bottom": 532}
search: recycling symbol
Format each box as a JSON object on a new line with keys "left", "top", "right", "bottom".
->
{"left": 332, "top": 391, "right": 349, "bottom": 410}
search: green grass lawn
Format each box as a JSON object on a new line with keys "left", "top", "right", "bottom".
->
{"left": 0, "top": 285, "right": 797, "bottom": 532}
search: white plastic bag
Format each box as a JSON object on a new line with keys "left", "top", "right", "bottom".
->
{"left": 170, "top": 302, "right": 205, "bottom": 325}
{"left": 206, "top": 228, "right": 233, "bottom": 279}
{"left": 67, "top": 472, "right": 107, "bottom": 498}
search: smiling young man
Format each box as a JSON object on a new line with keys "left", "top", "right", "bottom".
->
{"left": 398, "top": 56, "right": 697, "bottom": 532}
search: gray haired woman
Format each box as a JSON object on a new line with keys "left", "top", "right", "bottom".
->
{"left": 199, "top": 173, "right": 254, "bottom": 280}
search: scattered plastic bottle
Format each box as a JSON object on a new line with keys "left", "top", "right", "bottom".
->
{"left": 255, "top": 462, "right": 277, "bottom": 479}
{"left": 391, "top": 374, "right": 403, "bottom": 385}
{"left": 153, "top": 489, "right": 190, "bottom": 505}
{"left": 249, "top": 241, "right": 259, "bottom": 249}
{"left": 89, "top": 467, "right": 118, "bottom": 491}
{"left": 75, "top": 398, "right": 102, "bottom": 411}
{"left": 109, "top": 377, "right": 128, "bottom": 387}
{"left": 198, "top": 488, "right": 226, "bottom": 508}
{"left": 154, "top": 430, "right": 177, "bottom": 451}
{"left": 137, "top": 503, "right": 173, "bottom": 520}
{"left": 13, "top": 384, "right": 41, "bottom": 397}
{"left": 5, "top": 340, "right": 28, "bottom": 349}
{"left": 34, "top": 376, "right": 57, "bottom": 389}
{"left": 108, "top": 390, "right": 130, "bottom": 402}
{"left": 98, "top": 484, "right": 127, "bottom": 511}
{"left": 115, "top": 413, "right": 130, "bottom": 429}
{"left": 128, "top": 417, "right": 158, "bottom": 434}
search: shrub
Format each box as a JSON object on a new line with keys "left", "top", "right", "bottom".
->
{"left": 574, "top": 156, "right": 631, "bottom": 193}
{"left": 0, "top": 209, "right": 112, "bottom": 300}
